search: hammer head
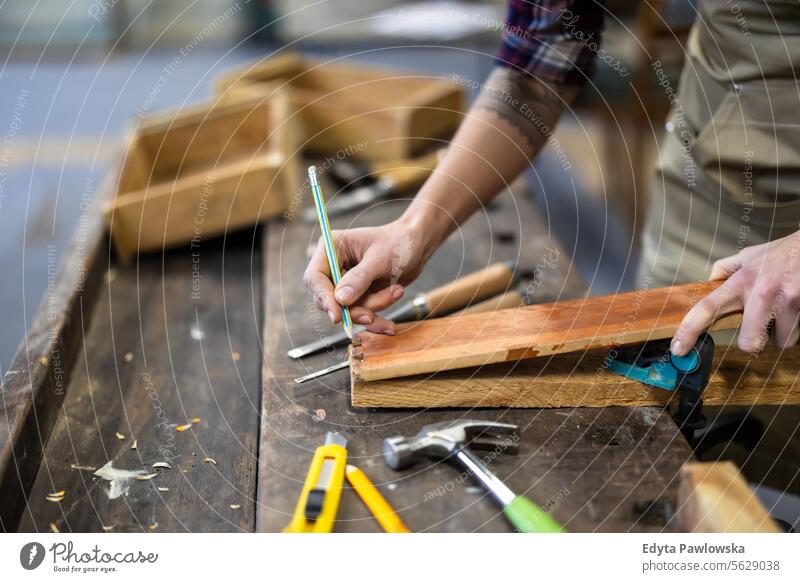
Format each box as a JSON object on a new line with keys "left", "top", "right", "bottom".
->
{"left": 383, "top": 419, "right": 519, "bottom": 470}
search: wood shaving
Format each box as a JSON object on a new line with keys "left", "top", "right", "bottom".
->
{"left": 50, "top": 522, "right": 60, "bottom": 533}
{"left": 130, "top": 439, "right": 138, "bottom": 450}
{"left": 203, "top": 457, "right": 217, "bottom": 465}
{"left": 123, "top": 352, "right": 134, "bottom": 363}
{"left": 176, "top": 423, "right": 193, "bottom": 432}
{"left": 152, "top": 462, "right": 172, "bottom": 470}
{"left": 231, "top": 352, "right": 240, "bottom": 361}
{"left": 115, "top": 432, "right": 126, "bottom": 440}
{"left": 40, "top": 356, "right": 49, "bottom": 366}
{"left": 157, "top": 486, "right": 170, "bottom": 492}
{"left": 70, "top": 463, "right": 97, "bottom": 471}
{"left": 102, "top": 524, "right": 115, "bottom": 532}
{"left": 148, "top": 523, "right": 158, "bottom": 531}
{"left": 191, "top": 417, "right": 201, "bottom": 424}
{"left": 46, "top": 491, "right": 65, "bottom": 502}
{"left": 135, "top": 473, "right": 158, "bottom": 481}
{"left": 230, "top": 504, "right": 241, "bottom": 510}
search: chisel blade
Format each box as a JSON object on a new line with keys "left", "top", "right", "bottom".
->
{"left": 294, "top": 360, "right": 350, "bottom": 384}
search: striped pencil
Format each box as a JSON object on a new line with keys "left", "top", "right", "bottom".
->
{"left": 308, "top": 166, "right": 353, "bottom": 339}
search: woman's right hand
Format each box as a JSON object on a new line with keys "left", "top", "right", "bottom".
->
{"left": 303, "top": 216, "right": 442, "bottom": 334}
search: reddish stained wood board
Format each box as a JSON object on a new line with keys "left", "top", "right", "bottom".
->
{"left": 351, "top": 280, "right": 741, "bottom": 383}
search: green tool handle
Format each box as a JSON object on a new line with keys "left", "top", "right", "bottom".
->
{"left": 504, "top": 496, "right": 563, "bottom": 533}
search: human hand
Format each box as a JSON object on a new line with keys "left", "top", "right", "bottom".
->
{"left": 303, "top": 217, "right": 441, "bottom": 335}
{"left": 672, "top": 231, "right": 800, "bottom": 355}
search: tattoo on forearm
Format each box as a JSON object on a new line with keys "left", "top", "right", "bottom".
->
{"left": 473, "top": 67, "right": 576, "bottom": 151}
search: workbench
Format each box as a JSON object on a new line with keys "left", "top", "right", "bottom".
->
{"left": 0, "top": 173, "right": 694, "bottom": 533}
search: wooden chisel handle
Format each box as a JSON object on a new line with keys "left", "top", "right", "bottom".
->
{"left": 449, "top": 290, "right": 524, "bottom": 317}
{"left": 421, "top": 262, "right": 516, "bottom": 318}
{"left": 375, "top": 149, "right": 444, "bottom": 192}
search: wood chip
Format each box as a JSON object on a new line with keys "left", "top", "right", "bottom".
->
{"left": 152, "top": 462, "right": 172, "bottom": 470}
{"left": 104, "top": 269, "right": 118, "bottom": 284}
{"left": 176, "top": 423, "right": 193, "bottom": 432}
{"left": 135, "top": 473, "right": 158, "bottom": 481}
{"left": 40, "top": 356, "right": 49, "bottom": 366}
{"left": 157, "top": 486, "right": 170, "bottom": 492}
{"left": 191, "top": 417, "right": 201, "bottom": 424}
{"left": 70, "top": 463, "right": 97, "bottom": 471}
{"left": 50, "top": 522, "right": 60, "bottom": 533}
{"left": 230, "top": 503, "right": 241, "bottom": 510}
{"left": 115, "top": 432, "right": 126, "bottom": 440}
{"left": 102, "top": 524, "right": 114, "bottom": 532}
{"left": 46, "top": 491, "right": 65, "bottom": 502}
{"left": 130, "top": 439, "right": 138, "bottom": 450}
{"left": 203, "top": 457, "right": 217, "bottom": 465}
{"left": 123, "top": 352, "right": 134, "bottom": 363}
{"left": 148, "top": 522, "right": 158, "bottom": 531}
{"left": 231, "top": 352, "right": 240, "bottom": 361}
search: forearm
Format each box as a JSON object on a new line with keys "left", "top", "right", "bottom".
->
{"left": 400, "top": 67, "right": 579, "bottom": 245}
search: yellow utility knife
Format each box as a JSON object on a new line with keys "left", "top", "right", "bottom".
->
{"left": 284, "top": 432, "right": 348, "bottom": 533}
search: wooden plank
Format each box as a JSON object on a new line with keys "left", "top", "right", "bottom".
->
{"left": 16, "top": 230, "right": 262, "bottom": 533}
{"left": 258, "top": 177, "right": 693, "bottom": 532}
{"left": 0, "top": 191, "right": 108, "bottom": 532}
{"left": 677, "top": 461, "right": 781, "bottom": 532}
{"left": 352, "top": 344, "right": 800, "bottom": 408}
{"left": 351, "top": 281, "right": 741, "bottom": 382}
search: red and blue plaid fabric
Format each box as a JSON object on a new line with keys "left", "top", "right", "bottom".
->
{"left": 497, "top": 0, "right": 606, "bottom": 86}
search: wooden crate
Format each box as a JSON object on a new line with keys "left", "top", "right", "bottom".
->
{"left": 106, "top": 92, "right": 300, "bottom": 261}
{"left": 214, "top": 53, "right": 465, "bottom": 161}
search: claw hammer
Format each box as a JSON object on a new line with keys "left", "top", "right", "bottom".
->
{"left": 383, "top": 420, "right": 563, "bottom": 533}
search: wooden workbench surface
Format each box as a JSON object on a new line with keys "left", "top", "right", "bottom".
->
{"left": 257, "top": 178, "right": 693, "bottom": 532}
{"left": 7, "top": 175, "right": 694, "bottom": 533}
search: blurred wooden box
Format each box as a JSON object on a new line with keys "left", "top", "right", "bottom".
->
{"left": 214, "top": 53, "right": 464, "bottom": 161}
{"left": 106, "top": 92, "right": 299, "bottom": 261}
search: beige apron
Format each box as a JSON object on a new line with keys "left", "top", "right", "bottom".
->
{"left": 638, "top": 0, "right": 800, "bottom": 287}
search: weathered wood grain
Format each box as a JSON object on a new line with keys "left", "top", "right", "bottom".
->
{"left": 258, "top": 178, "right": 693, "bottom": 532}
{"left": 17, "top": 231, "right": 262, "bottom": 533}
{"left": 351, "top": 281, "right": 742, "bottom": 382}
{"left": 0, "top": 192, "right": 107, "bottom": 532}
{"left": 677, "top": 462, "right": 781, "bottom": 532}
{"left": 352, "top": 344, "right": 800, "bottom": 408}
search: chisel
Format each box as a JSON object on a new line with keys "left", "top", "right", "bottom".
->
{"left": 293, "top": 289, "right": 526, "bottom": 384}
{"left": 288, "top": 261, "right": 517, "bottom": 359}
{"left": 301, "top": 149, "right": 444, "bottom": 222}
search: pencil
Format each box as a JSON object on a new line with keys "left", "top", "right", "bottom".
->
{"left": 308, "top": 166, "right": 353, "bottom": 339}
{"left": 345, "top": 464, "right": 410, "bottom": 533}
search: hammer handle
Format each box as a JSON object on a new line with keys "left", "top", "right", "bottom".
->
{"left": 505, "top": 496, "right": 563, "bottom": 533}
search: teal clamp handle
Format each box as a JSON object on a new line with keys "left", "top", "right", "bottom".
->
{"left": 504, "top": 496, "right": 564, "bottom": 533}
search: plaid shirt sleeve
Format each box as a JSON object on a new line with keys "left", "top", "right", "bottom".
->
{"left": 496, "top": 0, "right": 605, "bottom": 86}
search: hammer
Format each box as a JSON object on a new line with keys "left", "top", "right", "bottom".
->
{"left": 383, "top": 420, "right": 563, "bottom": 533}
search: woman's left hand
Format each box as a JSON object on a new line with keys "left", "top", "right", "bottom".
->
{"left": 672, "top": 231, "right": 800, "bottom": 355}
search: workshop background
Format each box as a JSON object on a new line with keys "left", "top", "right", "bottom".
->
{"left": 1, "top": 0, "right": 798, "bottom": 531}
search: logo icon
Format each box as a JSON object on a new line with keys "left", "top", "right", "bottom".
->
{"left": 20, "top": 542, "right": 46, "bottom": 570}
